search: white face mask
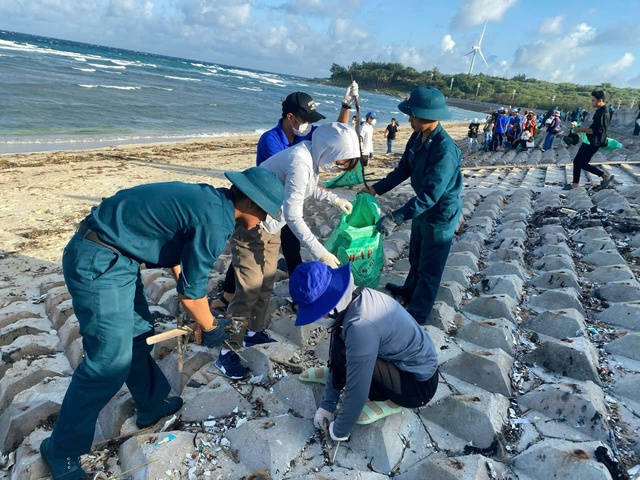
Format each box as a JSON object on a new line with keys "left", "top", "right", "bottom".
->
{"left": 292, "top": 117, "right": 312, "bottom": 136}
{"left": 370, "top": 119, "right": 377, "bottom": 126}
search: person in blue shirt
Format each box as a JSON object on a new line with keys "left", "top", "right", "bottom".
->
{"left": 39, "top": 168, "right": 284, "bottom": 480}
{"left": 361, "top": 86, "right": 462, "bottom": 325}
{"left": 212, "top": 84, "right": 358, "bottom": 311}
{"left": 490, "top": 107, "right": 510, "bottom": 151}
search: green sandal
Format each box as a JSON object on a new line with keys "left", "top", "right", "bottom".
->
{"left": 356, "top": 400, "right": 403, "bottom": 425}
{"left": 298, "top": 366, "right": 329, "bottom": 385}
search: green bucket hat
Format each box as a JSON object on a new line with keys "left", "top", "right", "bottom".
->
{"left": 398, "top": 86, "right": 452, "bottom": 121}
{"left": 225, "top": 167, "right": 284, "bottom": 218}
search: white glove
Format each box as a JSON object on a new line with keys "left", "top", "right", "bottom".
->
{"left": 313, "top": 407, "right": 335, "bottom": 429}
{"left": 329, "top": 421, "right": 350, "bottom": 441}
{"left": 334, "top": 198, "right": 353, "bottom": 215}
{"left": 319, "top": 252, "right": 341, "bottom": 269}
{"left": 342, "top": 81, "right": 359, "bottom": 107}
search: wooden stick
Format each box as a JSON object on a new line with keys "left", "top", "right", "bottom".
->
{"left": 223, "top": 340, "right": 248, "bottom": 363}
{"left": 110, "top": 459, "right": 158, "bottom": 479}
{"left": 145, "top": 326, "right": 193, "bottom": 345}
{"left": 91, "top": 426, "right": 155, "bottom": 449}
{"left": 268, "top": 357, "right": 303, "bottom": 374}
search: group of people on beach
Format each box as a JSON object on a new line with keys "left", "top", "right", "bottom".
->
{"left": 40, "top": 82, "right": 463, "bottom": 480}
{"left": 466, "top": 90, "right": 615, "bottom": 190}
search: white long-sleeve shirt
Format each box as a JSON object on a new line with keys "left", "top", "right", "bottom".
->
{"left": 259, "top": 122, "right": 360, "bottom": 260}
{"left": 360, "top": 122, "right": 374, "bottom": 156}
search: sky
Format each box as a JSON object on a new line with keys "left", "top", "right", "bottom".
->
{"left": 1, "top": 0, "right": 640, "bottom": 88}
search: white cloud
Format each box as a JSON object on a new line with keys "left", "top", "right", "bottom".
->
{"left": 107, "top": 0, "right": 153, "bottom": 19}
{"left": 510, "top": 22, "right": 596, "bottom": 82}
{"left": 180, "top": 0, "right": 250, "bottom": 28}
{"left": 451, "top": 0, "right": 517, "bottom": 28}
{"left": 539, "top": 15, "right": 564, "bottom": 36}
{"left": 596, "top": 52, "right": 635, "bottom": 75}
{"left": 441, "top": 34, "right": 455, "bottom": 52}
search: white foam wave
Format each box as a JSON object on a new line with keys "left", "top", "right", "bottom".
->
{"left": 78, "top": 84, "right": 140, "bottom": 90}
{"left": 237, "top": 86, "right": 263, "bottom": 92}
{"left": 227, "top": 68, "right": 285, "bottom": 85}
{"left": 72, "top": 67, "right": 96, "bottom": 72}
{"left": 88, "top": 63, "right": 126, "bottom": 70}
{"left": 0, "top": 39, "right": 105, "bottom": 62}
{"left": 164, "top": 75, "right": 201, "bottom": 82}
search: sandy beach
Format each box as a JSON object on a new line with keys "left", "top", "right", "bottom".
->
{"left": 0, "top": 122, "right": 469, "bottom": 301}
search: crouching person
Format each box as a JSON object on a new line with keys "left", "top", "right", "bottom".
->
{"left": 290, "top": 261, "right": 439, "bottom": 441}
{"left": 40, "top": 167, "right": 284, "bottom": 480}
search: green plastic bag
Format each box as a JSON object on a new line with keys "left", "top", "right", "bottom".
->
{"left": 324, "top": 193, "right": 384, "bottom": 288}
{"left": 324, "top": 162, "right": 364, "bottom": 188}
{"left": 574, "top": 131, "right": 622, "bottom": 151}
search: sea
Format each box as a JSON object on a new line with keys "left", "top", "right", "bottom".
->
{"left": 0, "top": 30, "right": 479, "bottom": 155}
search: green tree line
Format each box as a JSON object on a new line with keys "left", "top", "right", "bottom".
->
{"left": 325, "top": 62, "right": 640, "bottom": 113}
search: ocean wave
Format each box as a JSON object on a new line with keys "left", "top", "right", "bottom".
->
{"left": 164, "top": 75, "right": 202, "bottom": 82}
{"left": 78, "top": 84, "right": 140, "bottom": 90}
{"left": 88, "top": 63, "right": 126, "bottom": 69}
{"left": 227, "top": 68, "right": 285, "bottom": 85}
{"left": 237, "top": 86, "right": 263, "bottom": 92}
{"left": 72, "top": 67, "right": 96, "bottom": 72}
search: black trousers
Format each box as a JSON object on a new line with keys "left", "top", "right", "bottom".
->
{"left": 368, "top": 359, "right": 439, "bottom": 409}
{"left": 222, "top": 224, "right": 302, "bottom": 293}
{"left": 573, "top": 142, "right": 603, "bottom": 184}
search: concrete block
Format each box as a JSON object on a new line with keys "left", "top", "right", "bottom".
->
{"left": 611, "top": 374, "right": 640, "bottom": 413}
{"left": 472, "top": 275, "right": 523, "bottom": 301}
{"left": 494, "top": 228, "right": 527, "bottom": 242}
{"left": 595, "top": 280, "right": 640, "bottom": 303}
{"left": 435, "top": 281, "right": 465, "bottom": 309}
{"left": 533, "top": 242, "right": 572, "bottom": 258}
{"left": 455, "top": 318, "right": 515, "bottom": 355}
{"left": 605, "top": 332, "right": 640, "bottom": 361}
{"left": 425, "top": 302, "right": 464, "bottom": 334}
{"left": 450, "top": 240, "right": 482, "bottom": 259}
{"left": 526, "top": 288, "right": 585, "bottom": 316}
{"left": 481, "top": 261, "right": 527, "bottom": 281}
{"left": 397, "top": 454, "right": 510, "bottom": 480}
{"left": 158, "top": 349, "right": 214, "bottom": 394}
{"left": 0, "top": 333, "right": 59, "bottom": 377}
{"left": 441, "top": 266, "right": 474, "bottom": 288}
{"left": 0, "top": 400, "right": 60, "bottom": 452}
{"left": 446, "top": 251, "right": 479, "bottom": 271}
{"left": 96, "top": 388, "right": 134, "bottom": 442}
{"left": 522, "top": 337, "right": 601, "bottom": 384}
{"left": 181, "top": 380, "right": 252, "bottom": 422}
{"left": 596, "top": 302, "right": 640, "bottom": 329}
{"left": 271, "top": 375, "right": 319, "bottom": 419}
{"left": 140, "top": 268, "right": 170, "bottom": 288}
{"left": 576, "top": 238, "right": 617, "bottom": 255}
{"left": 582, "top": 250, "right": 626, "bottom": 267}
{"left": 421, "top": 392, "right": 510, "bottom": 449}
{"left": 521, "top": 309, "right": 586, "bottom": 339}
{"left": 0, "top": 301, "right": 44, "bottom": 329}
{"left": 157, "top": 288, "right": 180, "bottom": 317}
{"left": 0, "top": 354, "right": 72, "bottom": 410}
{"left": 463, "top": 295, "right": 518, "bottom": 323}
{"left": 517, "top": 381, "right": 610, "bottom": 442}
{"left": 6, "top": 428, "right": 51, "bottom": 480}
{"left": 440, "top": 348, "right": 513, "bottom": 396}
{"left": 48, "top": 298, "right": 74, "bottom": 330}
{"left": 0, "top": 316, "right": 52, "bottom": 347}
{"left": 539, "top": 224, "right": 567, "bottom": 237}
{"left": 240, "top": 340, "right": 299, "bottom": 381}
{"left": 44, "top": 285, "right": 71, "bottom": 318}
{"left": 487, "top": 247, "right": 524, "bottom": 263}
{"left": 57, "top": 314, "right": 80, "bottom": 351}
{"left": 145, "top": 277, "right": 177, "bottom": 305}
{"left": 511, "top": 439, "right": 616, "bottom": 480}
{"left": 532, "top": 254, "right": 575, "bottom": 272}
{"left": 587, "top": 265, "right": 635, "bottom": 283}
{"left": 66, "top": 337, "right": 85, "bottom": 370}
{"left": 571, "top": 227, "right": 609, "bottom": 243}
{"left": 224, "top": 415, "right": 315, "bottom": 476}
{"left": 530, "top": 269, "right": 580, "bottom": 291}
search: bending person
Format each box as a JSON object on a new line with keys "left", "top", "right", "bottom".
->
{"left": 40, "top": 168, "right": 284, "bottom": 480}
{"left": 291, "top": 261, "right": 439, "bottom": 441}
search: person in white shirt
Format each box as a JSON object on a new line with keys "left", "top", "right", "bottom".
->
{"left": 360, "top": 111, "right": 377, "bottom": 166}
{"left": 215, "top": 123, "right": 360, "bottom": 379}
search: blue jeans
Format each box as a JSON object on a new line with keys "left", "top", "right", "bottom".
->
{"left": 542, "top": 132, "right": 556, "bottom": 150}
{"left": 404, "top": 209, "right": 460, "bottom": 324}
{"left": 484, "top": 131, "right": 492, "bottom": 147}
{"left": 387, "top": 139, "right": 393, "bottom": 153}
{"left": 49, "top": 234, "right": 171, "bottom": 457}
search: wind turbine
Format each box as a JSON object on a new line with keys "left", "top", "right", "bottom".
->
{"left": 465, "top": 21, "right": 489, "bottom": 75}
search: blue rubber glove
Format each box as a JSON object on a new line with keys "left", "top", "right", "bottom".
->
{"left": 375, "top": 214, "right": 399, "bottom": 237}
{"left": 201, "top": 316, "right": 232, "bottom": 348}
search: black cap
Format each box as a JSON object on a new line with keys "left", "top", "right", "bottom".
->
{"left": 282, "top": 92, "right": 325, "bottom": 123}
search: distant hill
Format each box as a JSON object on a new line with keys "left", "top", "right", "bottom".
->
{"left": 323, "top": 62, "right": 640, "bottom": 113}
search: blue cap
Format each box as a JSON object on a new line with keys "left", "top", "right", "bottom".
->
{"left": 225, "top": 167, "right": 284, "bottom": 218}
{"left": 398, "top": 87, "right": 451, "bottom": 121}
{"left": 366, "top": 111, "right": 377, "bottom": 119}
{"left": 289, "top": 261, "right": 351, "bottom": 326}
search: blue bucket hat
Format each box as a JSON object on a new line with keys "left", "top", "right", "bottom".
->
{"left": 225, "top": 167, "right": 284, "bottom": 219}
{"left": 366, "top": 111, "right": 378, "bottom": 119}
{"left": 289, "top": 261, "right": 351, "bottom": 326}
{"left": 398, "top": 86, "right": 451, "bottom": 121}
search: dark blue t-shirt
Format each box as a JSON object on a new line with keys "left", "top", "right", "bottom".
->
{"left": 256, "top": 118, "right": 315, "bottom": 165}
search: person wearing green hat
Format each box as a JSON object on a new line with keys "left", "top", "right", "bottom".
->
{"left": 39, "top": 167, "right": 284, "bottom": 480}
{"left": 290, "top": 261, "right": 438, "bottom": 441}
{"left": 361, "top": 86, "right": 462, "bottom": 325}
